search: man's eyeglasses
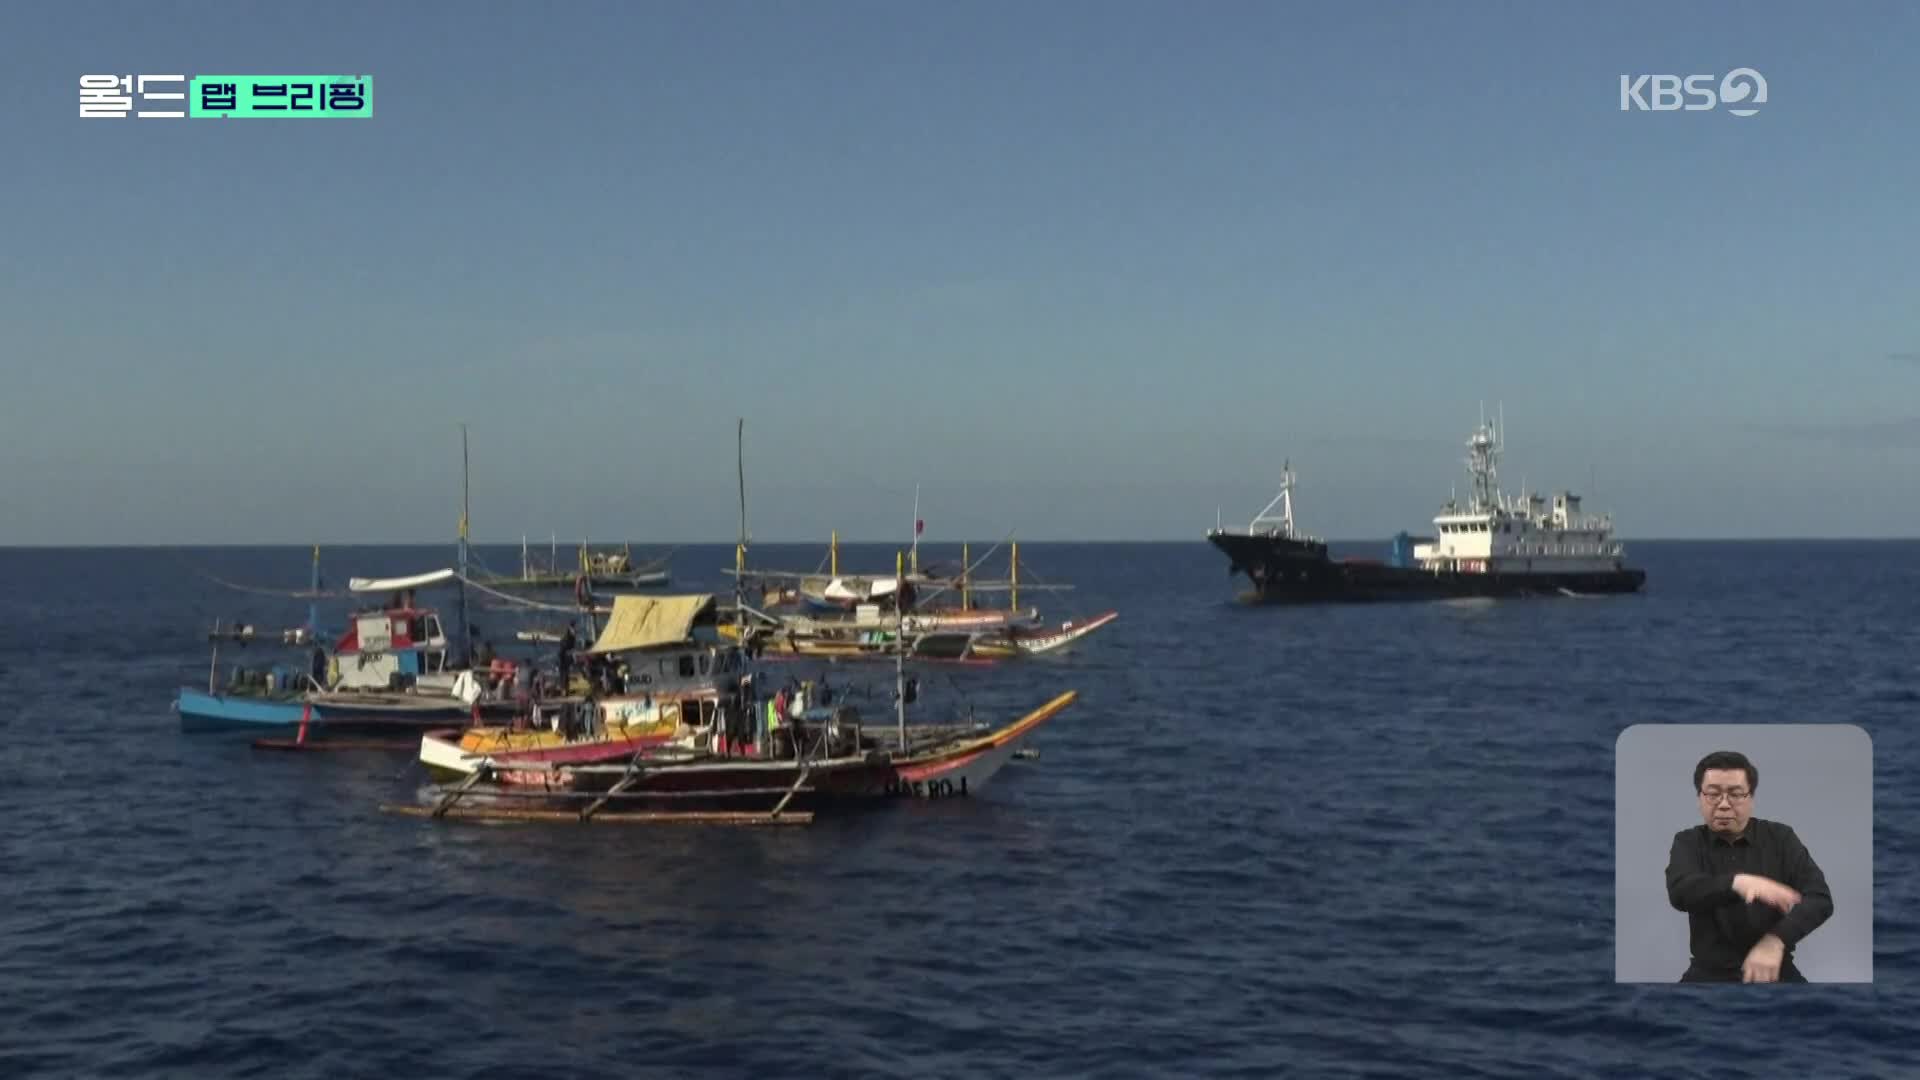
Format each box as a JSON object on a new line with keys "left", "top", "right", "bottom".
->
{"left": 1699, "top": 788, "right": 1752, "bottom": 804}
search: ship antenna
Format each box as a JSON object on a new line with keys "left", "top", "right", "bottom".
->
{"left": 1282, "top": 460, "right": 1295, "bottom": 537}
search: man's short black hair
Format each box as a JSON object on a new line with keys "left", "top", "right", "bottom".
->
{"left": 1694, "top": 750, "right": 1757, "bottom": 793}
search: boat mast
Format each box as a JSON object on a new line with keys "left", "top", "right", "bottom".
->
{"left": 308, "top": 544, "right": 320, "bottom": 641}
{"left": 733, "top": 418, "right": 753, "bottom": 754}
{"left": 1247, "top": 462, "right": 1297, "bottom": 536}
{"left": 830, "top": 530, "right": 838, "bottom": 575}
{"left": 1466, "top": 414, "right": 1500, "bottom": 514}
{"left": 910, "top": 484, "right": 920, "bottom": 575}
{"left": 1281, "top": 461, "right": 1294, "bottom": 535}
{"left": 456, "top": 422, "right": 472, "bottom": 669}
{"left": 961, "top": 541, "right": 971, "bottom": 611}
{"left": 1010, "top": 540, "right": 1019, "bottom": 611}
{"left": 895, "top": 548, "right": 907, "bottom": 752}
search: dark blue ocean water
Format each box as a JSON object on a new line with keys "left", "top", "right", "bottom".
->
{"left": 1, "top": 540, "right": 1915, "bottom": 1078}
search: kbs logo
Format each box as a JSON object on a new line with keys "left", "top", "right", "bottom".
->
{"left": 1619, "top": 68, "right": 1767, "bottom": 117}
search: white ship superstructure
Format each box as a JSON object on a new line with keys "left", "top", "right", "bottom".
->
{"left": 1412, "top": 414, "right": 1629, "bottom": 576}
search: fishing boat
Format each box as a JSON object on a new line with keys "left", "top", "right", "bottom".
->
{"left": 727, "top": 607, "right": 1118, "bottom": 664}
{"left": 177, "top": 426, "right": 527, "bottom": 742}
{"left": 959, "top": 610, "right": 1120, "bottom": 660}
{"left": 410, "top": 591, "right": 1077, "bottom": 817}
{"left": 1206, "top": 411, "right": 1648, "bottom": 603}
{"left": 176, "top": 568, "right": 522, "bottom": 736}
{"left": 477, "top": 537, "right": 671, "bottom": 592}
{"left": 396, "top": 424, "right": 1075, "bottom": 823}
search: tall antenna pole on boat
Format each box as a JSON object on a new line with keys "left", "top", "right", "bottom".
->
{"left": 456, "top": 422, "right": 472, "bottom": 669}
{"left": 961, "top": 541, "right": 971, "bottom": 611}
{"left": 734, "top": 418, "right": 753, "bottom": 753}
{"left": 735, "top": 417, "right": 748, "bottom": 644}
{"left": 308, "top": 544, "right": 320, "bottom": 640}
{"left": 1010, "top": 540, "right": 1019, "bottom": 612}
{"left": 830, "top": 530, "right": 838, "bottom": 576}
{"left": 910, "top": 484, "right": 920, "bottom": 575}
{"left": 895, "top": 548, "right": 907, "bottom": 752}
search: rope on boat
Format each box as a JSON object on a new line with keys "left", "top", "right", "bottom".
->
{"left": 176, "top": 555, "right": 348, "bottom": 600}
{"left": 909, "top": 532, "right": 1014, "bottom": 609}
{"left": 456, "top": 574, "right": 589, "bottom": 613}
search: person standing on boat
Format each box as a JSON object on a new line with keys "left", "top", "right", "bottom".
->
{"left": 558, "top": 622, "right": 578, "bottom": 695}
{"left": 309, "top": 644, "right": 328, "bottom": 690}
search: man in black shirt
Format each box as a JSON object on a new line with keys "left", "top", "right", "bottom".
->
{"left": 1664, "top": 750, "right": 1834, "bottom": 983}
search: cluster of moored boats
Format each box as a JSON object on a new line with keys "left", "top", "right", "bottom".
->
{"left": 176, "top": 410, "right": 1647, "bottom": 828}
{"left": 175, "top": 425, "right": 1113, "bottom": 827}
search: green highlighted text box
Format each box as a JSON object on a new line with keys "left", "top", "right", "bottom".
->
{"left": 189, "top": 76, "right": 372, "bottom": 118}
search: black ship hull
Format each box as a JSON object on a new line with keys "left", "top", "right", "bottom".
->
{"left": 1207, "top": 532, "right": 1646, "bottom": 604}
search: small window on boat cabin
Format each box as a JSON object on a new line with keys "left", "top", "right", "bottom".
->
{"left": 408, "top": 616, "right": 427, "bottom": 642}
{"left": 698, "top": 652, "right": 711, "bottom": 676}
{"left": 678, "top": 654, "right": 696, "bottom": 678}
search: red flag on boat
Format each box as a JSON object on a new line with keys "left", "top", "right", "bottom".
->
{"left": 915, "top": 518, "right": 925, "bottom": 535}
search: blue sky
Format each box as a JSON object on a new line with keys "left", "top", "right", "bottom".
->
{"left": 3, "top": 1, "right": 1915, "bottom": 543}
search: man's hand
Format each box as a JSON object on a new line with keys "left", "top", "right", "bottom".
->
{"left": 1743, "top": 934, "right": 1786, "bottom": 983}
{"left": 1733, "top": 873, "right": 1800, "bottom": 912}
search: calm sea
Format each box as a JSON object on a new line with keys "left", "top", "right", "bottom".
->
{"left": 0, "top": 540, "right": 1914, "bottom": 1077}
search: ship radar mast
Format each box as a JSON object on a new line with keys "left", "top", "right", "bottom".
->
{"left": 1249, "top": 460, "right": 1298, "bottom": 536}
{"left": 1465, "top": 404, "right": 1503, "bottom": 512}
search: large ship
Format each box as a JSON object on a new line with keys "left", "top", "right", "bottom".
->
{"left": 1206, "top": 416, "right": 1647, "bottom": 603}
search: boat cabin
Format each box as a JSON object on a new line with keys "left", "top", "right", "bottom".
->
{"left": 329, "top": 606, "right": 452, "bottom": 691}
{"left": 568, "top": 593, "right": 749, "bottom": 745}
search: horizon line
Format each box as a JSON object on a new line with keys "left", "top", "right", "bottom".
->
{"left": 2, "top": 535, "right": 1918, "bottom": 550}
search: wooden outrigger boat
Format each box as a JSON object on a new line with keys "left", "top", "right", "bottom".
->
{"left": 726, "top": 533, "right": 1116, "bottom": 663}
{"left": 477, "top": 537, "right": 671, "bottom": 592}
{"left": 176, "top": 567, "right": 524, "bottom": 741}
{"left": 403, "top": 590, "right": 1077, "bottom": 821}
{"left": 723, "top": 608, "right": 1117, "bottom": 664}
{"left": 178, "top": 428, "right": 532, "bottom": 747}
{"left": 737, "top": 532, "right": 1068, "bottom": 616}
{"left": 391, "top": 422, "right": 1077, "bottom": 825}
